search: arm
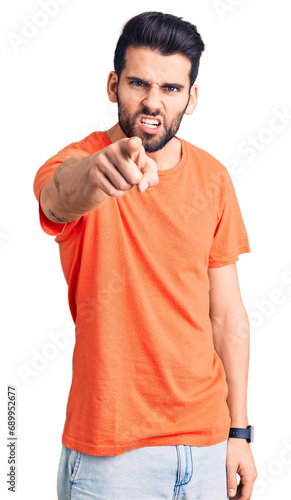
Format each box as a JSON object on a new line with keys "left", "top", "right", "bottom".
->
{"left": 208, "top": 263, "right": 257, "bottom": 499}
{"left": 40, "top": 137, "right": 158, "bottom": 224}
{"left": 209, "top": 262, "right": 249, "bottom": 427}
{"left": 40, "top": 154, "right": 108, "bottom": 224}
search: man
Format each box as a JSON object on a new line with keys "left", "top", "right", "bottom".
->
{"left": 33, "top": 11, "right": 257, "bottom": 500}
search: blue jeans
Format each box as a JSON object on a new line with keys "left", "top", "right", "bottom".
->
{"left": 57, "top": 440, "right": 229, "bottom": 499}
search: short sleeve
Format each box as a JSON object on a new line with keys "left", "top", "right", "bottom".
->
{"left": 33, "top": 143, "right": 90, "bottom": 237}
{"left": 208, "top": 170, "right": 250, "bottom": 267}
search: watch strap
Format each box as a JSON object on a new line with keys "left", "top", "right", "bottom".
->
{"left": 229, "top": 425, "right": 254, "bottom": 443}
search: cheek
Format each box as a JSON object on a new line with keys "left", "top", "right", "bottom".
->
{"left": 164, "top": 104, "right": 183, "bottom": 122}
{"left": 119, "top": 91, "right": 144, "bottom": 113}
{"left": 120, "top": 85, "right": 143, "bottom": 100}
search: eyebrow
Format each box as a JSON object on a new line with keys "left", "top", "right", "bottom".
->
{"left": 126, "top": 76, "right": 185, "bottom": 90}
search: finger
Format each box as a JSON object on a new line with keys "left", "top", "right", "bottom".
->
{"left": 90, "top": 168, "right": 126, "bottom": 198}
{"left": 136, "top": 154, "right": 159, "bottom": 193}
{"left": 238, "top": 479, "right": 254, "bottom": 500}
{"left": 231, "top": 483, "right": 242, "bottom": 499}
{"left": 98, "top": 156, "right": 134, "bottom": 191}
{"left": 122, "top": 137, "right": 143, "bottom": 161}
{"left": 113, "top": 137, "right": 159, "bottom": 193}
{"left": 99, "top": 173, "right": 127, "bottom": 198}
{"left": 227, "top": 466, "right": 238, "bottom": 498}
{"left": 102, "top": 147, "right": 142, "bottom": 189}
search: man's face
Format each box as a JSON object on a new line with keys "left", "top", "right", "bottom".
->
{"left": 114, "top": 47, "right": 194, "bottom": 153}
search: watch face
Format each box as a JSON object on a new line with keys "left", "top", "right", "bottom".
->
{"left": 248, "top": 425, "right": 254, "bottom": 443}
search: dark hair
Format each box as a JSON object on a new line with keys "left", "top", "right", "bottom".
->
{"left": 114, "top": 11, "right": 205, "bottom": 87}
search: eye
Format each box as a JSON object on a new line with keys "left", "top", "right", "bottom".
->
{"left": 130, "top": 81, "right": 146, "bottom": 87}
{"left": 164, "top": 86, "right": 179, "bottom": 93}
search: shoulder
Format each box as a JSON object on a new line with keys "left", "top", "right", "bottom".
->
{"left": 180, "top": 137, "right": 231, "bottom": 187}
{"left": 181, "top": 138, "right": 227, "bottom": 171}
{"left": 70, "top": 131, "right": 110, "bottom": 154}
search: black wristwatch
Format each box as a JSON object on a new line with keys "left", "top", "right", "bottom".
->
{"left": 229, "top": 425, "right": 254, "bottom": 443}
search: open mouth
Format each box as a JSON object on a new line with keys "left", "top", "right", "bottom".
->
{"left": 139, "top": 117, "right": 162, "bottom": 134}
{"left": 141, "top": 118, "right": 160, "bottom": 129}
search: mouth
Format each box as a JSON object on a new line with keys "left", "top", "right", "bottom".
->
{"left": 138, "top": 116, "right": 162, "bottom": 135}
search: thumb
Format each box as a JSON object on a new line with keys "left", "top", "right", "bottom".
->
{"left": 227, "top": 467, "right": 237, "bottom": 498}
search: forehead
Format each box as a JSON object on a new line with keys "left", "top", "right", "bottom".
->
{"left": 121, "top": 46, "right": 191, "bottom": 85}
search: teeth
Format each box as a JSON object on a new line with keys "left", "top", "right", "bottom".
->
{"left": 141, "top": 118, "right": 160, "bottom": 127}
{"left": 143, "top": 123, "right": 158, "bottom": 129}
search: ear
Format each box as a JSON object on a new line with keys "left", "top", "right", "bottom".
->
{"left": 185, "top": 84, "right": 199, "bottom": 115}
{"left": 107, "top": 71, "right": 119, "bottom": 103}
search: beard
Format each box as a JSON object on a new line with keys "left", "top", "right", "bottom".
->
{"left": 116, "top": 94, "right": 189, "bottom": 153}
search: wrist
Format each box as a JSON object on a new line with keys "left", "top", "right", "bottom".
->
{"left": 230, "top": 419, "right": 249, "bottom": 428}
{"left": 229, "top": 411, "right": 249, "bottom": 428}
{"left": 229, "top": 425, "right": 254, "bottom": 443}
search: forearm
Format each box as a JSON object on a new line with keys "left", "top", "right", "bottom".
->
{"left": 39, "top": 136, "right": 160, "bottom": 224}
{"left": 40, "top": 154, "right": 108, "bottom": 223}
{"left": 211, "top": 307, "right": 250, "bottom": 427}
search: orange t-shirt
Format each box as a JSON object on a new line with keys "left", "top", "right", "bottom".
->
{"left": 33, "top": 131, "right": 250, "bottom": 456}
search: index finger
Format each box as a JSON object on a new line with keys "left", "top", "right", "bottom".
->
{"left": 239, "top": 479, "right": 254, "bottom": 499}
{"left": 121, "top": 137, "right": 143, "bottom": 161}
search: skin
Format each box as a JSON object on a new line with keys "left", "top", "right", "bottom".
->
{"left": 40, "top": 45, "right": 257, "bottom": 498}
{"left": 209, "top": 263, "right": 257, "bottom": 499}
{"left": 106, "top": 46, "right": 198, "bottom": 169}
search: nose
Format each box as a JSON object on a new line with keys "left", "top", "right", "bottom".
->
{"left": 142, "top": 85, "right": 161, "bottom": 113}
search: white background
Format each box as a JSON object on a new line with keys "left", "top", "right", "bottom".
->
{"left": 1, "top": 0, "right": 291, "bottom": 498}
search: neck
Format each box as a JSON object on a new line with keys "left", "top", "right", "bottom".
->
{"left": 105, "top": 123, "right": 181, "bottom": 171}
